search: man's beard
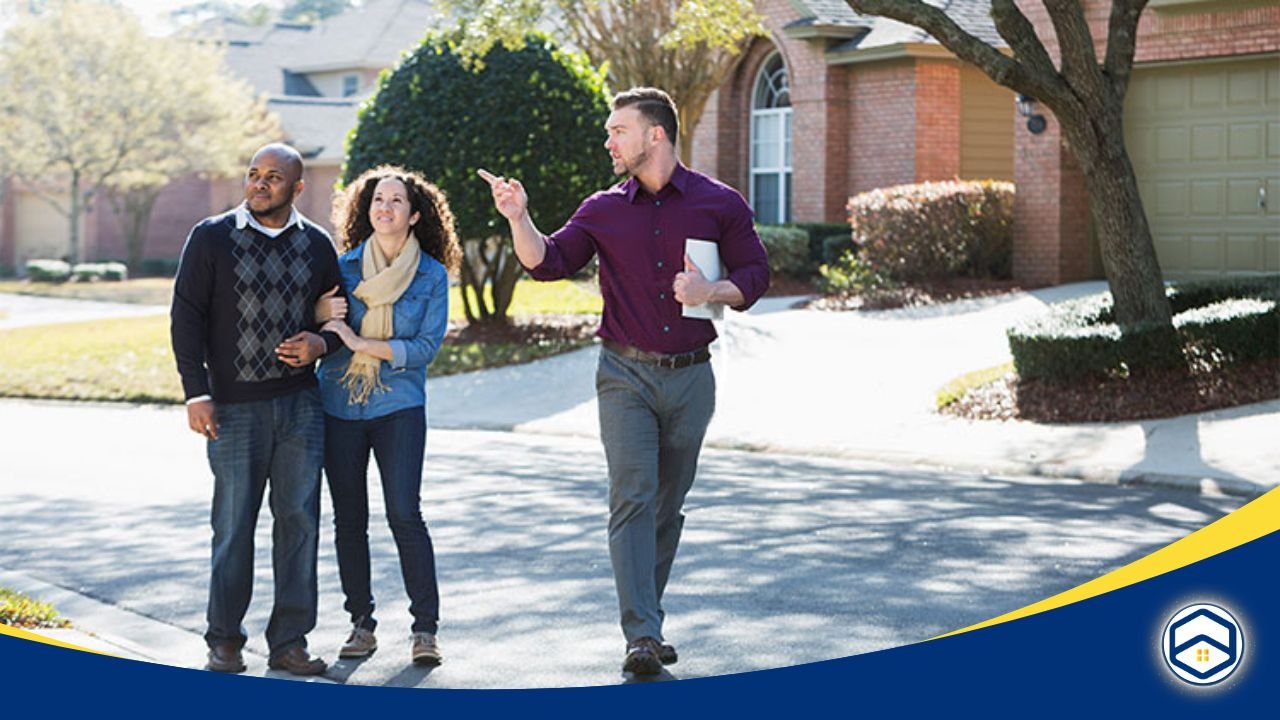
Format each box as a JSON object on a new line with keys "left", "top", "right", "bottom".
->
{"left": 249, "top": 194, "right": 293, "bottom": 220}
{"left": 617, "top": 148, "right": 650, "bottom": 177}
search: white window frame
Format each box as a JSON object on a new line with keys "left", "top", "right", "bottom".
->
{"left": 341, "top": 74, "right": 360, "bottom": 97}
{"left": 749, "top": 53, "right": 792, "bottom": 225}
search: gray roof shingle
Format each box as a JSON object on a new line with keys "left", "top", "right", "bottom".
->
{"left": 794, "top": 0, "right": 1006, "bottom": 53}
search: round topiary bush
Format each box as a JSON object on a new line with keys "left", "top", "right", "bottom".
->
{"left": 344, "top": 32, "right": 613, "bottom": 323}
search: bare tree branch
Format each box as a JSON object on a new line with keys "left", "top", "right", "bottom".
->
{"left": 848, "top": 0, "right": 1031, "bottom": 91}
{"left": 1102, "top": 0, "right": 1148, "bottom": 100}
{"left": 1042, "top": 0, "right": 1104, "bottom": 102}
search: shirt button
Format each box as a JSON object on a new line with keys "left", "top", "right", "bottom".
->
{"left": 663, "top": 325, "right": 670, "bottom": 333}
{"left": 655, "top": 200, "right": 662, "bottom": 207}
{"left": 659, "top": 292, "right": 666, "bottom": 300}
{"left": 656, "top": 261, "right": 664, "bottom": 268}
{"left": 654, "top": 228, "right": 662, "bottom": 236}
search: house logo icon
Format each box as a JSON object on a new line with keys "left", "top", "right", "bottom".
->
{"left": 1161, "top": 603, "right": 1244, "bottom": 686}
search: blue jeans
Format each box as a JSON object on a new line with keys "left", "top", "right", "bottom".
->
{"left": 596, "top": 347, "right": 715, "bottom": 643}
{"left": 205, "top": 387, "right": 323, "bottom": 655}
{"left": 325, "top": 406, "right": 440, "bottom": 635}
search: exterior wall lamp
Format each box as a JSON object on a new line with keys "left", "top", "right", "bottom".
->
{"left": 1016, "top": 94, "right": 1047, "bottom": 135}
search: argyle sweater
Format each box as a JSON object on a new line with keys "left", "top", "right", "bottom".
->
{"left": 170, "top": 209, "right": 341, "bottom": 404}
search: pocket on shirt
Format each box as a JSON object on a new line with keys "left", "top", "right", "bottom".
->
{"left": 392, "top": 290, "right": 430, "bottom": 336}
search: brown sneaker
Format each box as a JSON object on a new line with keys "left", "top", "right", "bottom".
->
{"left": 339, "top": 627, "right": 377, "bottom": 659}
{"left": 623, "top": 637, "right": 663, "bottom": 675}
{"left": 267, "top": 646, "right": 327, "bottom": 676}
{"left": 411, "top": 632, "right": 442, "bottom": 666}
{"left": 206, "top": 642, "right": 246, "bottom": 673}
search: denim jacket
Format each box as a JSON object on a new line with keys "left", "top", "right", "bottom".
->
{"left": 319, "top": 242, "right": 449, "bottom": 420}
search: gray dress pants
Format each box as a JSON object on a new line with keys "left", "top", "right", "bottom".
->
{"left": 596, "top": 345, "right": 715, "bottom": 643}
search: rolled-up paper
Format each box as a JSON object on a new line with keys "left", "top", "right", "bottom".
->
{"left": 683, "top": 238, "right": 724, "bottom": 320}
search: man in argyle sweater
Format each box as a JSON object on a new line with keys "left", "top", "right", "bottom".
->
{"left": 171, "top": 143, "right": 341, "bottom": 676}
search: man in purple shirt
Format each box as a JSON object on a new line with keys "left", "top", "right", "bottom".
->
{"left": 481, "top": 87, "right": 769, "bottom": 676}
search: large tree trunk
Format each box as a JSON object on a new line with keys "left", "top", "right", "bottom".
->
{"left": 112, "top": 187, "right": 160, "bottom": 274}
{"left": 68, "top": 171, "right": 82, "bottom": 264}
{"left": 1061, "top": 104, "right": 1171, "bottom": 328}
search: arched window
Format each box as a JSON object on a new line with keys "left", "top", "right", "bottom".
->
{"left": 750, "top": 53, "right": 792, "bottom": 225}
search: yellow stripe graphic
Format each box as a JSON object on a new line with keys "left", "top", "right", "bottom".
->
{"left": 935, "top": 485, "right": 1280, "bottom": 639}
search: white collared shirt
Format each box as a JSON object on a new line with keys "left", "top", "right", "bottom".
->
{"left": 234, "top": 202, "right": 304, "bottom": 238}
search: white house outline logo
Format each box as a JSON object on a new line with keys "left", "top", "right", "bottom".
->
{"left": 1161, "top": 603, "right": 1244, "bottom": 686}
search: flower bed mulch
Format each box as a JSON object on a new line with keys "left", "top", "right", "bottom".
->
{"left": 942, "top": 357, "right": 1280, "bottom": 423}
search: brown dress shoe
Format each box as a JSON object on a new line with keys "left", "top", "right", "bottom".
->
{"left": 206, "top": 643, "right": 246, "bottom": 673}
{"left": 623, "top": 637, "right": 663, "bottom": 676}
{"left": 658, "top": 642, "right": 678, "bottom": 666}
{"left": 267, "top": 646, "right": 327, "bottom": 676}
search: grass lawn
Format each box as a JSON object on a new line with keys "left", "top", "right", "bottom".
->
{"left": 0, "top": 278, "right": 176, "bottom": 306}
{"left": 0, "top": 588, "right": 70, "bottom": 629}
{"left": 0, "top": 313, "right": 596, "bottom": 404}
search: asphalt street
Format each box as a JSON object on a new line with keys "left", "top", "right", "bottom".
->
{"left": 0, "top": 401, "right": 1244, "bottom": 688}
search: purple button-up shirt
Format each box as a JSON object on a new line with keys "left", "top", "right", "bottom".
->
{"left": 524, "top": 164, "right": 770, "bottom": 354}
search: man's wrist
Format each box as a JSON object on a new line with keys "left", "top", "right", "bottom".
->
{"left": 186, "top": 395, "right": 212, "bottom": 405}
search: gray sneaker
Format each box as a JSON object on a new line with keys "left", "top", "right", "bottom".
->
{"left": 411, "top": 632, "right": 442, "bottom": 665}
{"left": 339, "top": 627, "right": 377, "bottom": 659}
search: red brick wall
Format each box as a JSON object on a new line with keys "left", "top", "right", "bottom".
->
{"left": 913, "top": 60, "right": 962, "bottom": 182}
{"left": 846, "top": 60, "right": 917, "bottom": 195}
{"left": 83, "top": 163, "right": 341, "bottom": 267}
{"left": 1012, "top": 0, "right": 1280, "bottom": 284}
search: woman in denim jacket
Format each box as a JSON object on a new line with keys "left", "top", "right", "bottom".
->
{"left": 316, "top": 165, "right": 462, "bottom": 666}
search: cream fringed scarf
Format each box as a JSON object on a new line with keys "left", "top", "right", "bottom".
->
{"left": 338, "top": 237, "right": 420, "bottom": 404}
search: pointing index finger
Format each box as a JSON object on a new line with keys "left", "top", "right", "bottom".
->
{"left": 477, "top": 168, "right": 501, "bottom": 187}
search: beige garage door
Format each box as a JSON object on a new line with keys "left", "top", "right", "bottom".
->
{"left": 1125, "top": 56, "right": 1280, "bottom": 278}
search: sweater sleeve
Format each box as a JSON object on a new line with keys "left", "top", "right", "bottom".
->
{"left": 170, "top": 222, "right": 215, "bottom": 400}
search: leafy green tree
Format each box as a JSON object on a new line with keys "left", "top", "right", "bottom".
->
{"left": 0, "top": 1, "right": 279, "bottom": 265}
{"left": 344, "top": 32, "right": 613, "bottom": 324}
{"left": 847, "top": 0, "right": 1171, "bottom": 332}
{"left": 442, "top": 0, "right": 766, "bottom": 162}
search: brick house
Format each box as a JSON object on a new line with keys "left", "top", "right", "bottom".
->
{"left": 1013, "top": 0, "right": 1279, "bottom": 284}
{"left": 692, "top": 0, "right": 1016, "bottom": 227}
{"left": 4, "top": 0, "right": 1274, "bottom": 284}
{"left": 691, "top": 0, "right": 1279, "bottom": 285}
{"left": 0, "top": 0, "right": 441, "bottom": 274}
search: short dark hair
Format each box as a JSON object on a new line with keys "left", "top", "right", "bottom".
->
{"left": 612, "top": 87, "right": 678, "bottom": 147}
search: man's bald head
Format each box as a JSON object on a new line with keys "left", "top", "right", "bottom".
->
{"left": 251, "top": 143, "right": 304, "bottom": 185}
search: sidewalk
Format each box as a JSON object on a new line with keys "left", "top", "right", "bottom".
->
{"left": 427, "top": 282, "right": 1278, "bottom": 498}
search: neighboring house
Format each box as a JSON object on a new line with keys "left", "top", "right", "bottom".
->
{"left": 1014, "top": 0, "right": 1279, "bottom": 284}
{"left": 691, "top": 0, "right": 1279, "bottom": 284}
{"left": 0, "top": 0, "right": 442, "bottom": 274}
{"left": 691, "top": 0, "right": 1016, "bottom": 228}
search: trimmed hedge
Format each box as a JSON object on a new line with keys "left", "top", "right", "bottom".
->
{"left": 786, "top": 222, "right": 852, "bottom": 266}
{"left": 1008, "top": 275, "right": 1280, "bottom": 382}
{"left": 72, "top": 262, "right": 128, "bottom": 282}
{"left": 756, "top": 225, "right": 811, "bottom": 278}
{"left": 849, "top": 180, "right": 1013, "bottom": 282}
{"left": 25, "top": 259, "right": 71, "bottom": 282}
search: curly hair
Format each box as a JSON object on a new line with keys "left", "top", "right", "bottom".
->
{"left": 332, "top": 165, "right": 462, "bottom": 273}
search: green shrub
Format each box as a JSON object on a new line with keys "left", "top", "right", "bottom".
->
{"left": 787, "top": 222, "right": 852, "bottom": 265}
{"left": 1177, "top": 297, "right": 1279, "bottom": 363}
{"left": 1008, "top": 276, "right": 1280, "bottom": 383}
{"left": 756, "top": 225, "right": 811, "bottom": 278}
{"left": 24, "top": 259, "right": 71, "bottom": 282}
{"left": 821, "top": 234, "right": 855, "bottom": 266}
{"left": 345, "top": 31, "right": 612, "bottom": 324}
{"left": 71, "top": 262, "right": 128, "bottom": 282}
{"left": 818, "top": 250, "right": 895, "bottom": 295}
{"left": 849, "top": 180, "right": 1013, "bottom": 282}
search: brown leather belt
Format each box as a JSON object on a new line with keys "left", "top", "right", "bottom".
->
{"left": 602, "top": 339, "right": 710, "bottom": 369}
